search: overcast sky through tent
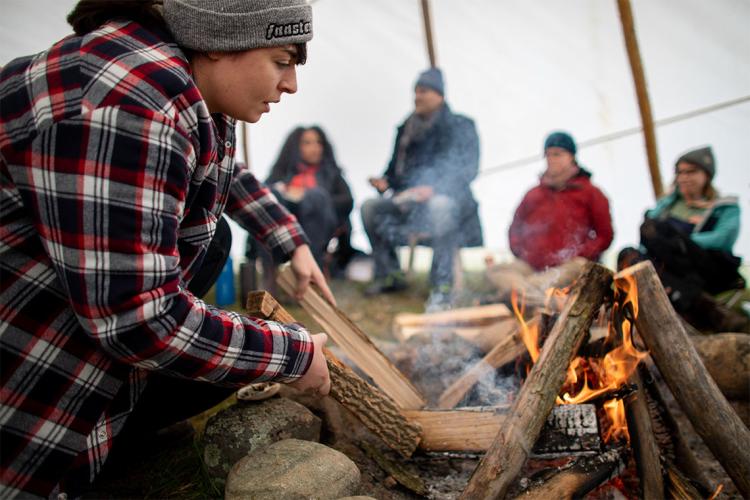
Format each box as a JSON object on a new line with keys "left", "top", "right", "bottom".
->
{"left": 2, "top": 0, "right": 749, "bottom": 267}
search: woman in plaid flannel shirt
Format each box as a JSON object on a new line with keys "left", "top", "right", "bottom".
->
{"left": 0, "top": 1, "right": 334, "bottom": 497}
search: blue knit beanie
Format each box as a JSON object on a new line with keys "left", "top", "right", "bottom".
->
{"left": 544, "top": 131, "right": 577, "bottom": 155}
{"left": 415, "top": 67, "right": 444, "bottom": 96}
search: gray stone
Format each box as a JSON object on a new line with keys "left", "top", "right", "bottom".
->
{"left": 202, "top": 397, "right": 321, "bottom": 487}
{"left": 225, "top": 439, "right": 361, "bottom": 500}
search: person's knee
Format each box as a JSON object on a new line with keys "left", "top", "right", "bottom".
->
{"left": 426, "top": 195, "right": 458, "bottom": 234}
{"left": 361, "top": 198, "right": 387, "bottom": 228}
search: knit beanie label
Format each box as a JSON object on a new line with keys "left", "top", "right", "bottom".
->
{"left": 163, "top": 0, "right": 313, "bottom": 52}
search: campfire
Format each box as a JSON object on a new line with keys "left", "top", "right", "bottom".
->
{"left": 247, "top": 261, "right": 749, "bottom": 499}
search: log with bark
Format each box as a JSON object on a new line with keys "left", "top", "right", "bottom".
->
{"left": 276, "top": 266, "right": 426, "bottom": 410}
{"left": 460, "top": 263, "right": 613, "bottom": 499}
{"left": 624, "top": 369, "right": 664, "bottom": 499}
{"left": 245, "top": 291, "right": 422, "bottom": 457}
{"left": 616, "top": 261, "right": 750, "bottom": 496}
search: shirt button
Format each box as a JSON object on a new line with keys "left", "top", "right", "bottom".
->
{"left": 225, "top": 141, "right": 232, "bottom": 148}
{"left": 97, "top": 428, "right": 108, "bottom": 441}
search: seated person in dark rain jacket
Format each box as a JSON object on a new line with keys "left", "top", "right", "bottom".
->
{"left": 361, "top": 68, "right": 482, "bottom": 311}
{"left": 618, "top": 146, "right": 748, "bottom": 332}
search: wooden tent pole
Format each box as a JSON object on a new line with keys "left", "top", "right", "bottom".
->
{"left": 420, "top": 0, "right": 437, "bottom": 68}
{"left": 240, "top": 121, "right": 251, "bottom": 169}
{"left": 616, "top": 0, "right": 663, "bottom": 199}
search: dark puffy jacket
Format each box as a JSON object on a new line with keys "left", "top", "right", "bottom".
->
{"left": 383, "top": 104, "right": 483, "bottom": 247}
{"left": 509, "top": 169, "right": 613, "bottom": 270}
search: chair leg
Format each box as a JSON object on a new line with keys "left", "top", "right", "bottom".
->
{"left": 406, "top": 234, "right": 419, "bottom": 279}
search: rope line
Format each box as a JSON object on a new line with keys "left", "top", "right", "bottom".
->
{"left": 479, "top": 94, "right": 750, "bottom": 177}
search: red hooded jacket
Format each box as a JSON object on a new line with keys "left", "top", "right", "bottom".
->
{"left": 509, "top": 169, "right": 613, "bottom": 270}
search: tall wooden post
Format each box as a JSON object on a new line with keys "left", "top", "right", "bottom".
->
{"left": 617, "top": 0, "right": 663, "bottom": 199}
{"left": 240, "top": 121, "right": 251, "bottom": 168}
{"left": 420, "top": 0, "right": 437, "bottom": 68}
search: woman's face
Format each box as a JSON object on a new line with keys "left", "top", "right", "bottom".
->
{"left": 193, "top": 45, "right": 299, "bottom": 123}
{"left": 544, "top": 147, "right": 576, "bottom": 176}
{"left": 299, "top": 129, "right": 324, "bottom": 165}
{"left": 675, "top": 161, "right": 709, "bottom": 199}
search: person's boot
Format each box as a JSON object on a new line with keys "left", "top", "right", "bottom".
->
{"left": 364, "top": 272, "right": 408, "bottom": 296}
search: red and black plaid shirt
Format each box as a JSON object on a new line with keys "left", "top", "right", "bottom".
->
{"left": 0, "top": 21, "right": 314, "bottom": 498}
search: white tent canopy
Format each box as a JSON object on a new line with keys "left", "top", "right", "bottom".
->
{"left": 3, "top": 0, "right": 749, "bottom": 267}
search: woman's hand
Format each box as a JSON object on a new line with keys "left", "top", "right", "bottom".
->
{"left": 288, "top": 333, "right": 330, "bottom": 395}
{"left": 290, "top": 244, "right": 336, "bottom": 305}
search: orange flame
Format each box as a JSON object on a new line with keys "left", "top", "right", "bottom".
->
{"left": 511, "top": 288, "right": 540, "bottom": 363}
{"left": 603, "top": 398, "right": 629, "bottom": 442}
{"left": 560, "top": 274, "right": 647, "bottom": 443}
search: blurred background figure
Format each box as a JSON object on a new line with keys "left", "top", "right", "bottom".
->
{"left": 618, "top": 146, "right": 748, "bottom": 332}
{"left": 487, "top": 131, "right": 613, "bottom": 305}
{"left": 361, "top": 67, "right": 482, "bottom": 311}
{"left": 247, "top": 125, "right": 359, "bottom": 275}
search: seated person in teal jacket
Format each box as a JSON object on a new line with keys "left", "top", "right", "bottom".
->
{"left": 619, "top": 146, "right": 747, "bottom": 332}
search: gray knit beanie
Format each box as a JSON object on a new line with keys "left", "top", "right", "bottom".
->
{"left": 163, "top": 0, "right": 313, "bottom": 52}
{"left": 676, "top": 146, "right": 715, "bottom": 179}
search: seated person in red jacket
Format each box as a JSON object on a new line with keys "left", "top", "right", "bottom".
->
{"left": 487, "top": 131, "right": 613, "bottom": 304}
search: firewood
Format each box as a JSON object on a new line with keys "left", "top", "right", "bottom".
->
{"left": 245, "top": 291, "right": 422, "bottom": 458}
{"left": 275, "top": 266, "right": 426, "bottom": 410}
{"left": 398, "top": 317, "right": 519, "bottom": 353}
{"left": 638, "top": 362, "right": 714, "bottom": 495}
{"left": 514, "top": 446, "right": 628, "bottom": 499}
{"left": 460, "top": 263, "right": 613, "bottom": 500}
{"left": 404, "top": 405, "right": 600, "bottom": 455}
{"left": 393, "top": 303, "right": 511, "bottom": 334}
{"left": 616, "top": 261, "right": 750, "bottom": 497}
{"left": 691, "top": 333, "right": 750, "bottom": 401}
{"left": 437, "top": 320, "right": 533, "bottom": 409}
{"left": 624, "top": 370, "right": 665, "bottom": 499}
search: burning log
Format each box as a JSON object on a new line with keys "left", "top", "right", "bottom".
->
{"left": 403, "top": 405, "right": 600, "bottom": 455}
{"left": 616, "top": 261, "right": 750, "bottom": 496}
{"left": 624, "top": 370, "right": 665, "bottom": 499}
{"left": 437, "top": 320, "right": 530, "bottom": 409}
{"left": 460, "top": 263, "right": 613, "bottom": 499}
{"left": 246, "top": 291, "right": 422, "bottom": 458}
{"left": 276, "top": 266, "right": 426, "bottom": 410}
{"left": 514, "top": 446, "right": 628, "bottom": 499}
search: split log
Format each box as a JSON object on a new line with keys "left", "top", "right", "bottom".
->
{"left": 624, "top": 370, "right": 664, "bottom": 499}
{"left": 398, "top": 317, "right": 519, "bottom": 353}
{"left": 403, "top": 407, "right": 508, "bottom": 452}
{"left": 437, "top": 320, "right": 532, "bottom": 409}
{"left": 404, "top": 405, "right": 600, "bottom": 455}
{"left": 460, "top": 263, "right": 613, "bottom": 499}
{"left": 394, "top": 303, "right": 511, "bottom": 334}
{"left": 514, "top": 447, "right": 628, "bottom": 500}
{"left": 245, "top": 291, "right": 422, "bottom": 457}
{"left": 276, "top": 266, "right": 426, "bottom": 409}
{"left": 616, "top": 261, "right": 750, "bottom": 496}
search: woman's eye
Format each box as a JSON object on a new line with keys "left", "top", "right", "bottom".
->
{"left": 276, "top": 60, "right": 291, "bottom": 68}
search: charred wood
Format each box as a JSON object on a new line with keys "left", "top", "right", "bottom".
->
{"left": 460, "top": 263, "right": 613, "bottom": 499}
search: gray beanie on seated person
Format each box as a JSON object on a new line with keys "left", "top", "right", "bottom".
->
{"left": 163, "top": 0, "right": 313, "bottom": 52}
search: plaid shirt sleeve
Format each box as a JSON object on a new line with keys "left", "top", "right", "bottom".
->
{"left": 225, "top": 162, "right": 310, "bottom": 262}
{"left": 12, "top": 104, "right": 313, "bottom": 386}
